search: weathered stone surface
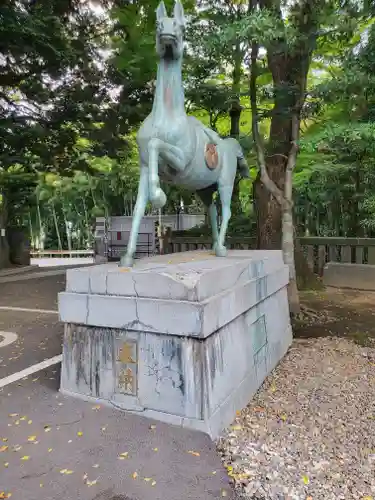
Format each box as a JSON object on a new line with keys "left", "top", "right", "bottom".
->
{"left": 59, "top": 250, "right": 288, "bottom": 338}
{"left": 59, "top": 250, "right": 292, "bottom": 438}
{"left": 323, "top": 261, "right": 375, "bottom": 291}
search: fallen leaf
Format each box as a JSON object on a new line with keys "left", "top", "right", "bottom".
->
{"left": 230, "top": 425, "right": 242, "bottom": 431}
{"left": 1, "top": 439, "right": 7, "bottom": 443}
{"left": 48, "top": 448, "right": 53, "bottom": 453}
{"left": 14, "top": 421, "right": 19, "bottom": 426}
{"left": 20, "top": 456, "right": 29, "bottom": 461}
{"left": 118, "top": 452, "right": 128, "bottom": 459}
{"left": 86, "top": 479, "right": 98, "bottom": 487}
{"left": 149, "top": 425, "right": 156, "bottom": 430}
{"left": 92, "top": 464, "right": 99, "bottom": 468}
{"left": 12, "top": 445, "right": 22, "bottom": 452}
{"left": 83, "top": 473, "right": 88, "bottom": 481}
{"left": 27, "top": 436, "right": 37, "bottom": 442}
{"left": 40, "top": 484, "right": 43, "bottom": 488}
{"left": 221, "top": 490, "right": 228, "bottom": 497}
{"left": 212, "top": 471, "right": 217, "bottom": 475}
{"left": 132, "top": 472, "right": 138, "bottom": 479}
{"left": 0, "top": 492, "right": 11, "bottom": 499}
{"left": 187, "top": 450, "right": 200, "bottom": 457}
{"left": 20, "top": 416, "right": 26, "bottom": 421}
{"left": 144, "top": 477, "right": 152, "bottom": 482}
{"left": 280, "top": 414, "right": 288, "bottom": 422}
{"left": 92, "top": 405, "right": 101, "bottom": 411}
{"left": 60, "top": 469, "right": 68, "bottom": 474}
{"left": 68, "top": 440, "right": 72, "bottom": 444}
{"left": 232, "top": 472, "right": 251, "bottom": 480}
{"left": 8, "top": 414, "right": 18, "bottom": 418}
{"left": 77, "top": 431, "right": 83, "bottom": 437}
{"left": 44, "top": 426, "right": 51, "bottom": 433}
{"left": 27, "top": 420, "right": 32, "bottom": 425}
{"left": 0, "top": 446, "right": 8, "bottom": 452}
{"left": 153, "top": 448, "right": 158, "bottom": 452}
{"left": 58, "top": 403, "right": 63, "bottom": 406}
{"left": 4, "top": 463, "right": 9, "bottom": 468}
{"left": 151, "top": 480, "right": 156, "bottom": 486}
{"left": 302, "top": 475, "right": 310, "bottom": 485}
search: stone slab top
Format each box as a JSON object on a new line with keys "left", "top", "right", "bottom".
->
{"left": 66, "top": 250, "right": 285, "bottom": 303}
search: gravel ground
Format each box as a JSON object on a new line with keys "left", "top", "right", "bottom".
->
{"left": 218, "top": 338, "right": 375, "bottom": 500}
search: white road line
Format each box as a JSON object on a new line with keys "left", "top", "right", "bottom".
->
{"left": 0, "top": 354, "right": 62, "bottom": 389}
{"left": 0, "top": 331, "right": 18, "bottom": 348}
{"left": 0, "top": 306, "right": 58, "bottom": 315}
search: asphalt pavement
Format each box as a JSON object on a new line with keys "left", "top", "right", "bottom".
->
{"left": 0, "top": 272, "right": 234, "bottom": 500}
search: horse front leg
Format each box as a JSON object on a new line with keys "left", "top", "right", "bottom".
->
{"left": 119, "top": 166, "right": 149, "bottom": 267}
{"left": 148, "top": 138, "right": 186, "bottom": 209}
{"left": 148, "top": 138, "right": 167, "bottom": 209}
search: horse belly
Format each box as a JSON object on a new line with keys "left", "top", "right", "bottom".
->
{"left": 175, "top": 134, "right": 221, "bottom": 190}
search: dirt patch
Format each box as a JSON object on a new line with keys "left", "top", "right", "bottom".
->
{"left": 293, "top": 287, "right": 375, "bottom": 346}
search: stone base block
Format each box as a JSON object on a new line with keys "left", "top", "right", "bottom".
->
{"left": 59, "top": 250, "right": 292, "bottom": 438}
{"left": 323, "top": 261, "right": 375, "bottom": 291}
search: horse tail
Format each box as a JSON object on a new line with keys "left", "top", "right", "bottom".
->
{"left": 234, "top": 140, "right": 250, "bottom": 179}
{"left": 222, "top": 137, "right": 250, "bottom": 178}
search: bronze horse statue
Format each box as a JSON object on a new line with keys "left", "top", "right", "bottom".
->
{"left": 121, "top": 0, "right": 249, "bottom": 267}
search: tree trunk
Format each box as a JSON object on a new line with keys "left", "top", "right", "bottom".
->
{"left": 51, "top": 203, "right": 63, "bottom": 250}
{"left": 229, "top": 42, "right": 244, "bottom": 219}
{"left": 0, "top": 191, "right": 10, "bottom": 268}
{"left": 36, "top": 198, "right": 44, "bottom": 250}
{"left": 254, "top": 171, "right": 283, "bottom": 249}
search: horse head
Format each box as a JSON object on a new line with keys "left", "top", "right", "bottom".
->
{"left": 156, "top": 1, "right": 186, "bottom": 61}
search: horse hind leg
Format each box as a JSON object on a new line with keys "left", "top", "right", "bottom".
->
{"left": 196, "top": 185, "right": 219, "bottom": 251}
{"left": 215, "top": 155, "right": 236, "bottom": 258}
{"left": 208, "top": 203, "right": 219, "bottom": 250}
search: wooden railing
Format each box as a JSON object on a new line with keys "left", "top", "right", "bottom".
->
{"left": 167, "top": 236, "right": 375, "bottom": 275}
{"left": 30, "top": 249, "right": 95, "bottom": 259}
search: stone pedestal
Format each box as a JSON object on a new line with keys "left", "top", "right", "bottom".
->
{"left": 58, "top": 250, "right": 292, "bottom": 438}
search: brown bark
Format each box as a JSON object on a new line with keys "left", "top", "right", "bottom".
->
{"left": 230, "top": 102, "right": 243, "bottom": 217}
{"left": 0, "top": 192, "right": 10, "bottom": 269}
{"left": 254, "top": 1, "right": 320, "bottom": 251}
{"left": 230, "top": 41, "right": 244, "bottom": 217}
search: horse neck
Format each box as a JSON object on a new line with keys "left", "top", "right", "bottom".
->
{"left": 151, "top": 57, "right": 186, "bottom": 124}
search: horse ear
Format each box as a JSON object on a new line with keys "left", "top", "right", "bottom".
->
{"left": 156, "top": 1, "right": 167, "bottom": 21}
{"left": 173, "top": 0, "right": 186, "bottom": 27}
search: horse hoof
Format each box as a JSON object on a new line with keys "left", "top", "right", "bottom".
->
{"left": 119, "top": 255, "right": 134, "bottom": 268}
{"left": 215, "top": 245, "right": 227, "bottom": 258}
{"left": 151, "top": 188, "right": 167, "bottom": 209}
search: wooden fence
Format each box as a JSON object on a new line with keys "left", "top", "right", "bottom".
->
{"left": 166, "top": 236, "right": 375, "bottom": 275}
{"left": 30, "top": 249, "right": 95, "bottom": 259}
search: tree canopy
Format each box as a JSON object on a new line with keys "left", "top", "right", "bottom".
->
{"left": 2, "top": 0, "right": 375, "bottom": 265}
